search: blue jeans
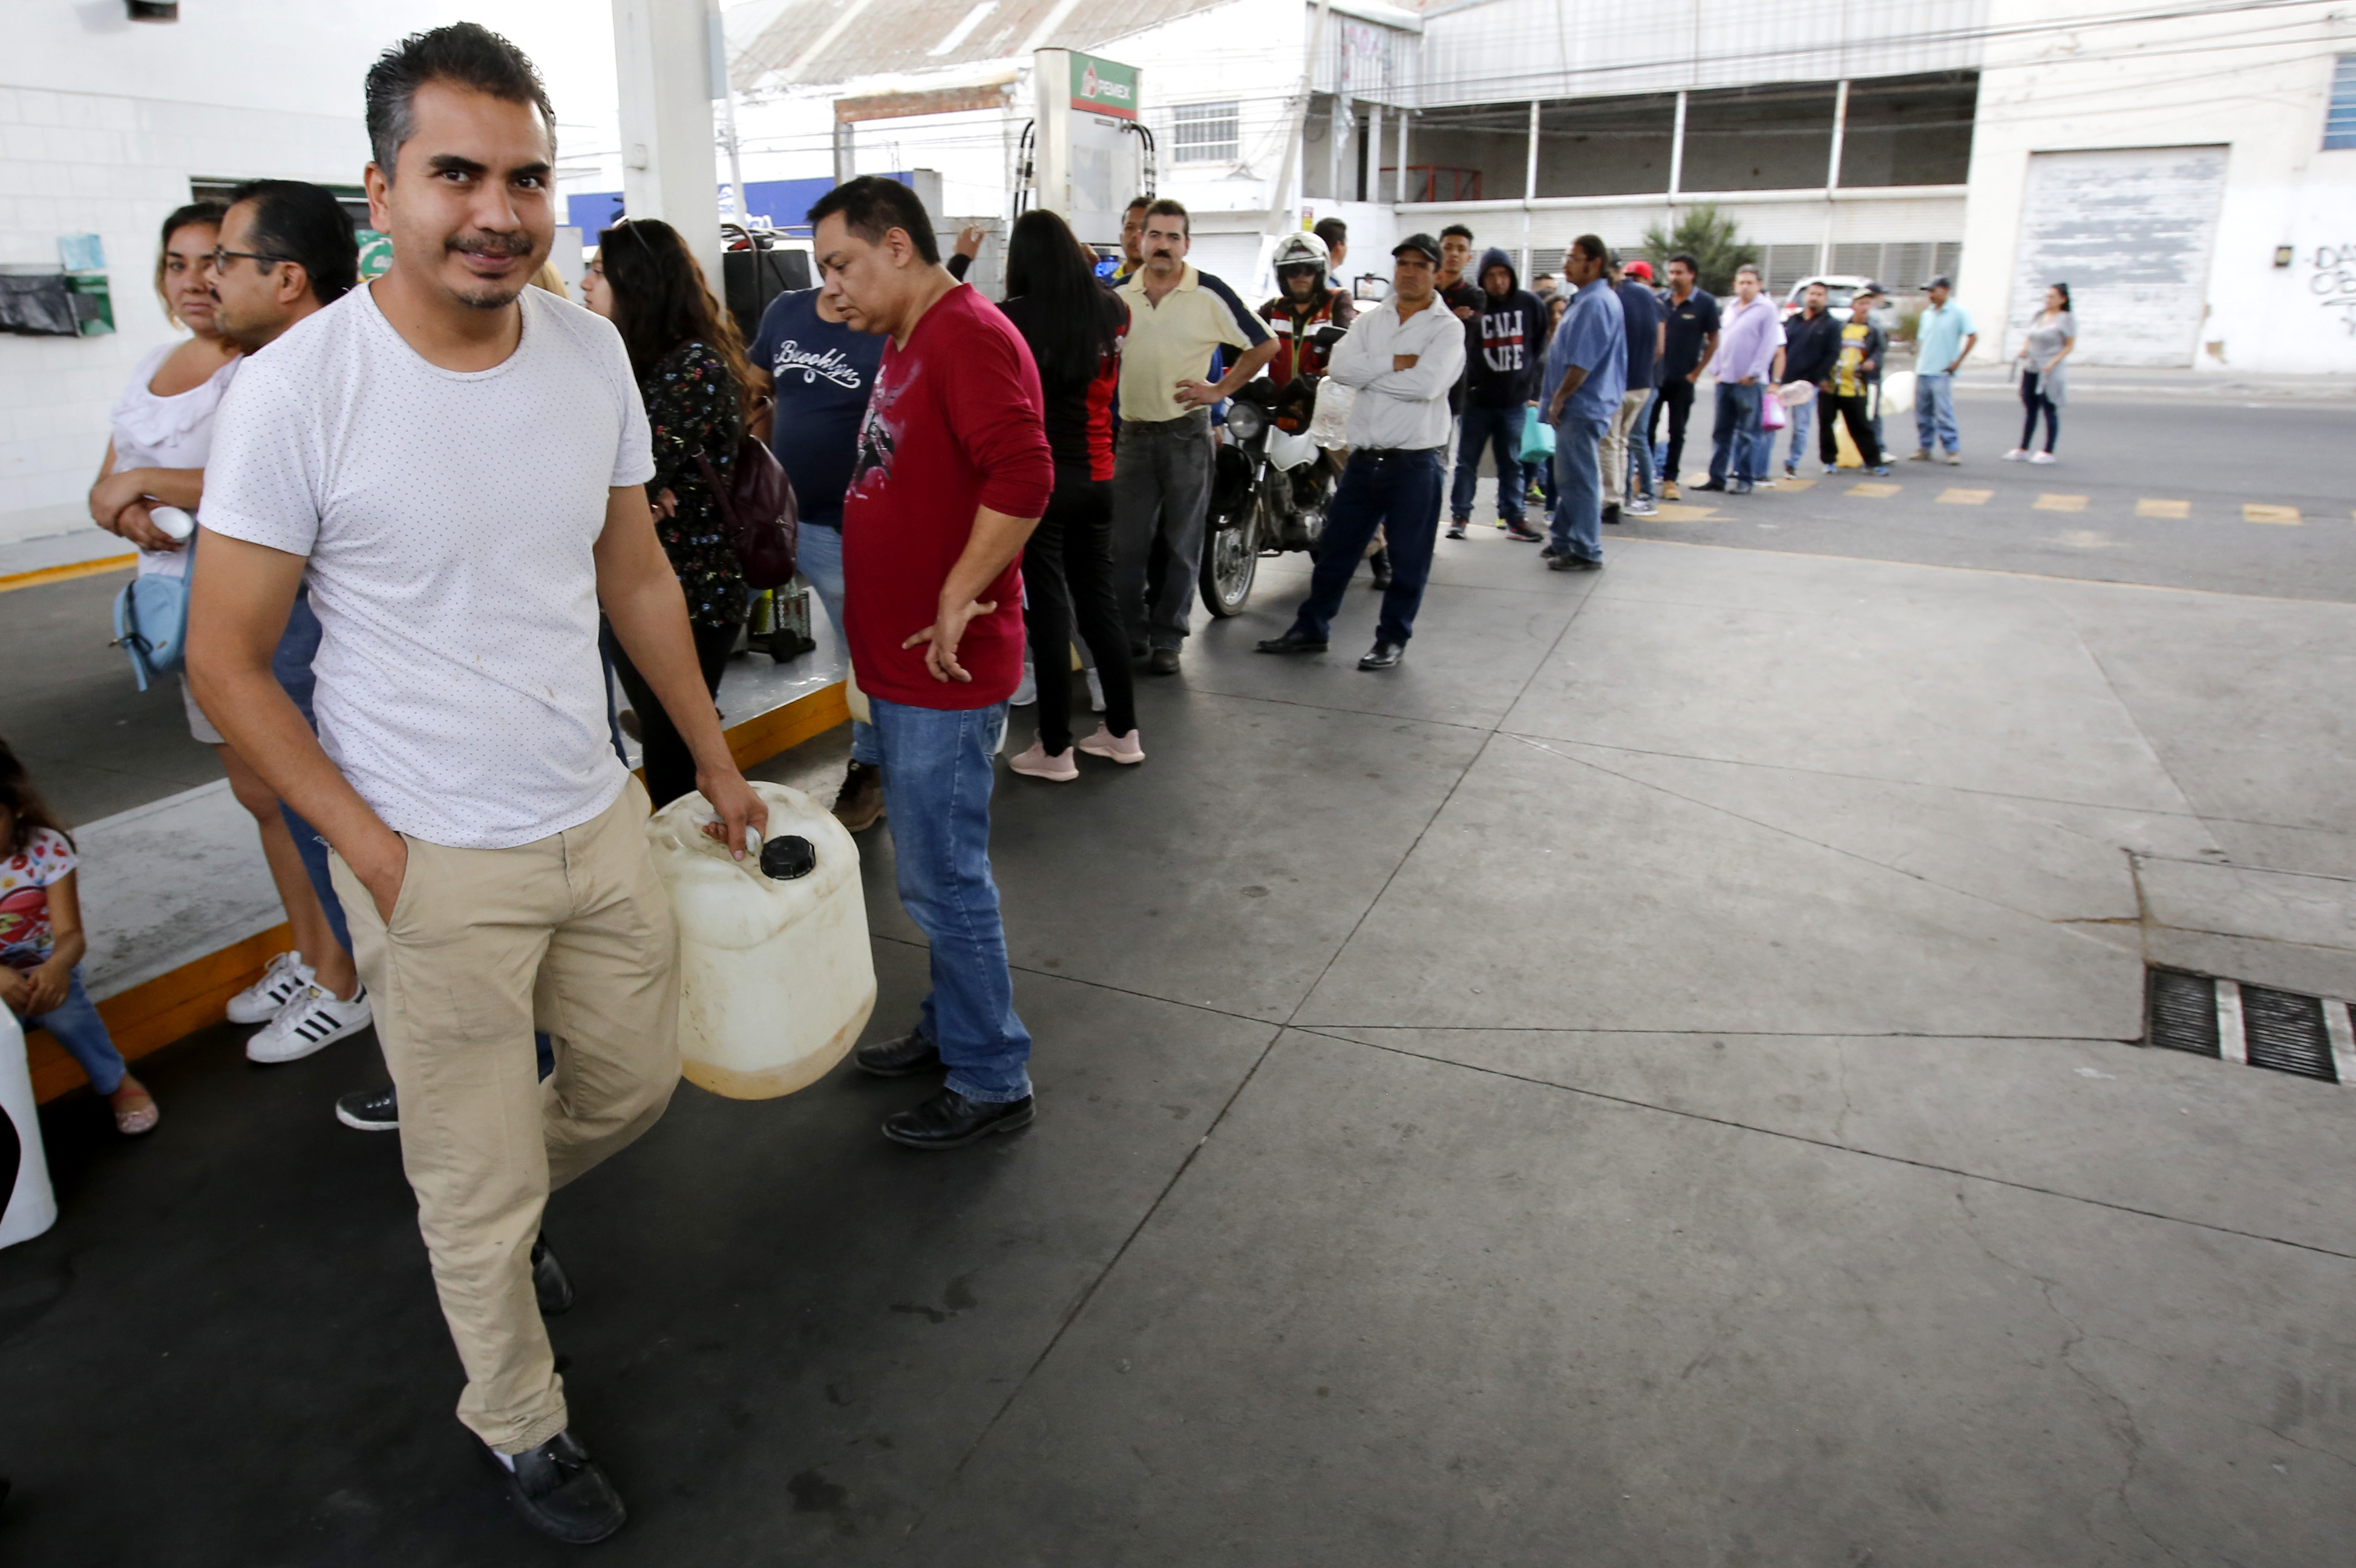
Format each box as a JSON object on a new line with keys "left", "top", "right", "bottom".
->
{"left": 1285, "top": 448, "right": 1445, "bottom": 646}
{"left": 1709, "top": 382, "right": 1764, "bottom": 485}
{"left": 1629, "top": 389, "right": 1659, "bottom": 497}
{"left": 793, "top": 521, "right": 881, "bottom": 767}
{"left": 1448, "top": 404, "right": 1525, "bottom": 524}
{"left": 268, "top": 589, "right": 356, "bottom": 959}
{"left": 26, "top": 968, "right": 126, "bottom": 1095}
{"left": 1783, "top": 397, "right": 1813, "bottom": 472}
{"left": 1549, "top": 417, "right": 1606, "bottom": 564}
{"left": 1914, "top": 373, "right": 1959, "bottom": 454}
{"left": 870, "top": 696, "right": 1032, "bottom": 1103}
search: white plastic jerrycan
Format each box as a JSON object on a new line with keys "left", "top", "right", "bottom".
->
{"left": 646, "top": 781, "right": 875, "bottom": 1099}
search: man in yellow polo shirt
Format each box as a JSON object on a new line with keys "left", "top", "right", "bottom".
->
{"left": 1113, "top": 199, "right": 1278, "bottom": 675}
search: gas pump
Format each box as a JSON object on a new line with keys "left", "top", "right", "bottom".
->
{"left": 1025, "top": 48, "right": 1151, "bottom": 251}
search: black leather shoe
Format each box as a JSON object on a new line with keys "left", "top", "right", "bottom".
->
{"left": 485, "top": 1430, "right": 626, "bottom": 1544}
{"left": 531, "top": 1235, "right": 572, "bottom": 1316}
{"left": 1255, "top": 634, "right": 1327, "bottom": 655}
{"left": 1358, "top": 641, "right": 1404, "bottom": 670}
{"left": 1548, "top": 553, "right": 1604, "bottom": 572}
{"left": 854, "top": 1029, "right": 941, "bottom": 1078}
{"left": 1694, "top": 479, "right": 1728, "bottom": 492}
{"left": 1145, "top": 647, "right": 1181, "bottom": 676}
{"left": 1602, "top": 503, "right": 1621, "bottom": 526}
{"left": 1367, "top": 549, "right": 1392, "bottom": 588}
{"left": 882, "top": 1088, "right": 1035, "bottom": 1149}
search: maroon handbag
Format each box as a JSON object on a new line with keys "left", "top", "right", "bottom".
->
{"left": 698, "top": 434, "right": 799, "bottom": 589}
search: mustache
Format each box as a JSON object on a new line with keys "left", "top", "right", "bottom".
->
{"left": 445, "top": 231, "right": 532, "bottom": 257}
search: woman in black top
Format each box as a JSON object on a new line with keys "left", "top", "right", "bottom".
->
{"left": 993, "top": 210, "right": 1141, "bottom": 778}
{"left": 581, "top": 218, "right": 755, "bottom": 806}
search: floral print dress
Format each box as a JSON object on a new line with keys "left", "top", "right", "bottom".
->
{"left": 641, "top": 340, "right": 747, "bottom": 630}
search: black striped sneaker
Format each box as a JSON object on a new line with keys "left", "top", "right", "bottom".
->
{"left": 246, "top": 982, "right": 371, "bottom": 1064}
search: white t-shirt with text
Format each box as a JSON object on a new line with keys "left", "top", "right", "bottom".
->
{"left": 201, "top": 282, "right": 655, "bottom": 849}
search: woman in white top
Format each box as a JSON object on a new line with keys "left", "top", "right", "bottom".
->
{"left": 2008, "top": 283, "right": 2075, "bottom": 464}
{"left": 86, "top": 201, "right": 364, "bottom": 1039}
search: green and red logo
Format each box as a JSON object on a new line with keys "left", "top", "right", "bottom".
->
{"left": 1072, "top": 53, "right": 1137, "bottom": 120}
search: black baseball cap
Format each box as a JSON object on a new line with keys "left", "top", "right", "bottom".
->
{"left": 1856, "top": 281, "right": 1888, "bottom": 298}
{"left": 1926, "top": 275, "right": 1954, "bottom": 290}
{"left": 1392, "top": 233, "right": 1441, "bottom": 265}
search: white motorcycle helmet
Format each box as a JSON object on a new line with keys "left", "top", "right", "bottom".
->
{"left": 1271, "top": 232, "right": 1330, "bottom": 276}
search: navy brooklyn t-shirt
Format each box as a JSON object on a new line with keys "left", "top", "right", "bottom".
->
{"left": 747, "top": 289, "right": 884, "bottom": 525}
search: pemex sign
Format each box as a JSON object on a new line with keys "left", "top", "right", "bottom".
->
{"left": 1071, "top": 52, "right": 1137, "bottom": 121}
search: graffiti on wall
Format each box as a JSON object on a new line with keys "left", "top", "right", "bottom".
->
{"left": 2312, "top": 244, "right": 2356, "bottom": 335}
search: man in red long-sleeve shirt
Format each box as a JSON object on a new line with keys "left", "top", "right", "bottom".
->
{"left": 806, "top": 177, "right": 1055, "bottom": 1149}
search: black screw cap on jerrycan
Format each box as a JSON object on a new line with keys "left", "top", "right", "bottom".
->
{"left": 759, "top": 834, "right": 817, "bottom": 880}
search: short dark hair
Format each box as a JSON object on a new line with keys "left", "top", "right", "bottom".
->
{"left": 365, "top": 22, "right": 555, "bottom": 178}
{"left": 1440, "top": 223, "right": 1474, "bottom": 243}
{"left": 1125, "top": 195, "right": 1153, "bottom": 215}
{"left": 1313, "top": 216, "right": 1347, "bottom": 250}
{"left": 807, "top": 175, "right": 941, "bottom": 264}
{"left": 1734, "top": 263, "right": 1761, "bottom": 281}
{"left": 1668, "top": 252, "right": 1699, "bottom": 273}
{"left": 1571, "top": 234, "right": 1608, "bottom": 264}
{"left": 1143, "top": 198, "right": 1189, "bottom": 238}
{"left": 228, "top": 180, "right": 359, "bottom": 304}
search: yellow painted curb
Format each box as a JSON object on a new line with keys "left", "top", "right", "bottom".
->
{"left": 0, "top": 554, "right": 136, "bottom": 594}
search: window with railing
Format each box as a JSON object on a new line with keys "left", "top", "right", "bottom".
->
{"left": 1171, "top": 101, "right": 1240, "bottom": 165}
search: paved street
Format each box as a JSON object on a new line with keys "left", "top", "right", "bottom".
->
{"left": 3, "top": 388, "right": 2354, "bottom": 1565}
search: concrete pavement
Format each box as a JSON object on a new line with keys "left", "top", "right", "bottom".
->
{"left": 2, "top": 454, "right": 2352, "bottom": 1563}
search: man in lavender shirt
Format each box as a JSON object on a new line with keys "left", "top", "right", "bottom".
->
{"left": 1699, "top": 264, "right": 1782, "bottom": 495}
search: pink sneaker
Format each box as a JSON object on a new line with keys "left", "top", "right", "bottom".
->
{"left": 1075, "top": 724, "right": 1145, "bottom": 765}
{"left": 1008, "top": 739, "right": 1078, "bottom": 781}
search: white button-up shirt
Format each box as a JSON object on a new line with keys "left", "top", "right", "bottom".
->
{"left": 1323, "top": 292, "right": 1467, "bottom": 451}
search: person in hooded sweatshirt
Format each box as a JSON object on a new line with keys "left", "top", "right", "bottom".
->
{"left": 1447, "top": 247, "right": 1550, "bottom": 541}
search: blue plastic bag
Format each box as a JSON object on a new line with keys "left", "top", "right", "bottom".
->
{"left": 1517, "top": 416, "right": 1556, "bottom": 465}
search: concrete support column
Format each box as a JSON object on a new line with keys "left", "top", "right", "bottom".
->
{"left": 1827, "top": 79, "right": 1849, "bottom": 191}
{"left": 611, "top": 0, "right": 723, "bottom": 288}
{"left": 1395, "top": 109, "right": 1410, "bottom": 204}
{"left": 1525, "top": 99, "right": 1540, "bottom": 199}
{"left": 1667, "top": 89, "right": 1686, "bottom": 200}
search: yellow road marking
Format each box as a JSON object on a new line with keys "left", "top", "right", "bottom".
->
{"left": 0, "top": 554, "right": 136, "bottom": 594}
{"left": 1775, "top": 477, "right": 1817, "bottom": 492}
{"left": 1649, "top": 504, "right": 1721, "bottom": 521}
{"left": 2243, "top": 503, "right": 2300, "bottom": 524}
{"left": 1937, "top": 488, "right": 1992, "bottom": 505}
{"left": 1847, "top": 482, "right": 1900, "bottom": 498}
{"left": 2034, "top": 494, "right": 2089, "bottom": 512}
{"left": 2136, "top": 498, "right": 2190, "bottom": 519}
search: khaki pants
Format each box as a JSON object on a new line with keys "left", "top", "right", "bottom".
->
{"left": 1600, "top": 388, "right": 1652, "bottom": 506}
{"left": 330, "top": 779, "right": 679, "bottom": 1453}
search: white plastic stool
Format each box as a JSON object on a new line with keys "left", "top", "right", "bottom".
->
{"left": 0, "top": 1009, "right": 59, "bottom": 1249}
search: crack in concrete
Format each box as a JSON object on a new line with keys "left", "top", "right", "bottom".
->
{"left": 1948, "top": 1192, "right": 2187, "bottom": 1567}
{"left": 2243, "top": 1420, "right": 2356, "bottom": 1472}
{"left": 1507, "top": 733, "right": 2137, "bottom": 943}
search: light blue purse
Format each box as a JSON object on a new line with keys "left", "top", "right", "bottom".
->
{"left": 113, "top": 570, "right": 190, "bottom": 691}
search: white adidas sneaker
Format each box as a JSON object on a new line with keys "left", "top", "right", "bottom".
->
{"left": 227, "top": 951, "right": 315, "bottom": 1025}
{"left": 246, "top": 982, "right": 373, "bottom": 1064}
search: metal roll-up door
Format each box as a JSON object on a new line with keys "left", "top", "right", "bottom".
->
{"left": 2008, "top": 146, "right": 2228, "bottom": 367}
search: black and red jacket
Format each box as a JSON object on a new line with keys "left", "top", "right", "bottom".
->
{"left": 1259, "top": 286, "right": 1357, "bottom": 387}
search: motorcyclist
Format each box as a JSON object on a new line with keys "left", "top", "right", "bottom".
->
{"left": 1260, "top": 231, "right": 1355, "bottom": 388}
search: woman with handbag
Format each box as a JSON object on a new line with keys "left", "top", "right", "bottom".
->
{"left": 582, "top": 218, "right": 756, "bottom": 807}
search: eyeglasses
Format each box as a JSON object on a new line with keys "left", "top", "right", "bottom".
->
{"left": 209, "top": 247, "right": 290, "bottom": 272}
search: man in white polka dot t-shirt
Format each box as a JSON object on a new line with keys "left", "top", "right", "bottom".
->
{"left": 186, "top": 24, "right": 764, "bottom": 1541}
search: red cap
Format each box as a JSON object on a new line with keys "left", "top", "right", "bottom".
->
{"left": 1625, "top": 260, "right": 1654, "bottom": 281}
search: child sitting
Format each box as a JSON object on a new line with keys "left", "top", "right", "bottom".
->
{"left": 1, "top": 738, "right": 157, "bottom": 1135}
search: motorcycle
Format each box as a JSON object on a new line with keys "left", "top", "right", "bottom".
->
{"left": 1198, "top": 322, "right": 1350, "bottom": 618}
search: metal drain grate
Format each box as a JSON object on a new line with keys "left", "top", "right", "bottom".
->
{"left": 2143, "top": 967, "right": 2354, "bottom": 1085}
{"left": 2239, "top": 985, "right": 2338, "bottom": 1082}
{"left": 2145, "top": 967, "right": 2220, "bottom": 1057}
